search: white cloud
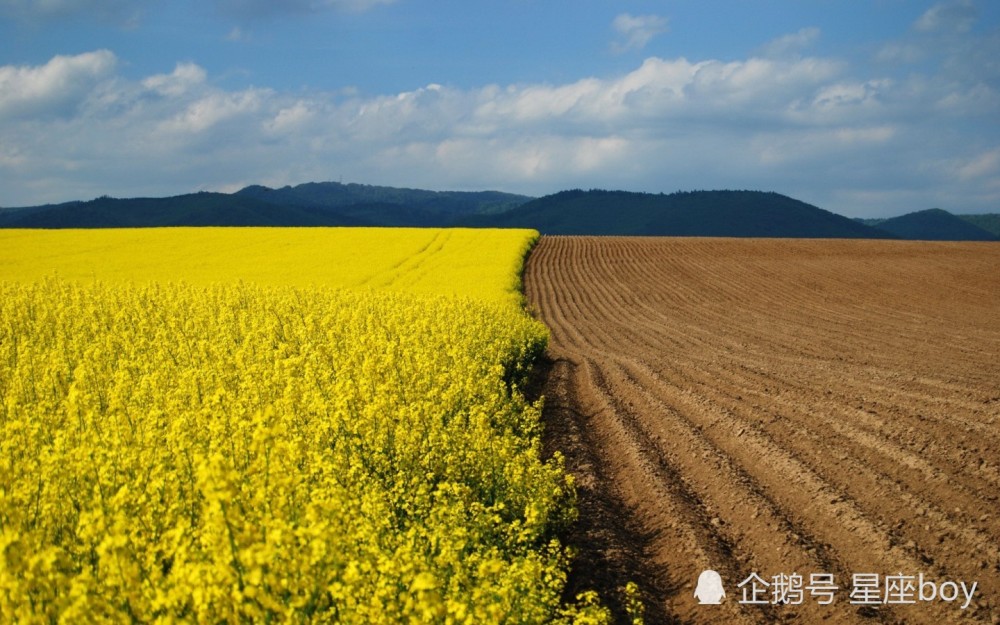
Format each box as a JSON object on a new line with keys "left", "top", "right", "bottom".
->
{"left": 155, "top": 90, "right": 267, "bottom": 139}
{"left": 0, "top": 48, "right": 997, "bottom": 216}
{"left": 426, "top": 135, "right": 631, "bottom": 183}
{"left": 142, "top": 63, "right": 208, "bottom": 97}
{"left": 611, "top": 13, "right": 669, "bottom": 53}
{"left": 751, "top": 126, "right": 897, "bottom": 171}
{"left": 758, "top": 27, "right": 820, "bottom": 59}
{"left": 810, "top": 80, "right": 890, "bottom": 114}
{"left": 0, "top": 49, "right": 116, "bottom": 118}
{"left": 264, "top": 101, "right": 316, "bottom": 134}
{"left": 875, "top": 42, "right": 924, "bottom": 65}
{"left": 957, "top": 148, "right": 1000, "bottom": 180}
{"left": 934, "top": 81, "right": 1000, "bottom": 116}
{"left": 914, "top": 0, "right": 977, "bottom": 34}
{"left": 471, "top": 56, "right": 842, "bottom": 129}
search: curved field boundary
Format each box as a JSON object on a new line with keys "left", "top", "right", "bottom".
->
{"left": 525, "top": 236, "right": 1000, "bottom": 625}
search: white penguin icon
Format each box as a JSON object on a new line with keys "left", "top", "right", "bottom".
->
{"left": 694, "top": 570, "right": 726, "bottom": 604}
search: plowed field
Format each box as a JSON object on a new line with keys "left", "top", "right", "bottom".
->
{"left": 525, "top": 237, "right": 1000, "bottom": 624}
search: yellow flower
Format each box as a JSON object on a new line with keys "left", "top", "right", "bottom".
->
{"left": 0, "top": 228, "right": 604, "bottom": 622}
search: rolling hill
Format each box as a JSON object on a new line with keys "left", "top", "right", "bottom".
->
{"left": 465, "top": 189, "right": 891, "bottom": 238}
{"left": 0, "top": 192, "right": 367, "bottom": 228}
{"left": 957, "top": 213, "right": 1000, "bottom": 238}
{"left": 870, "top": 208, "right": 998, "bottom": 241}
{"left": 3, "top": 182, "right": 995, "bottom": 241}
{"left": 236, "top": 182, "right": 528, "bottom": 217}
{"left": 0, "top": 182, "right": 531, "bottom": 228}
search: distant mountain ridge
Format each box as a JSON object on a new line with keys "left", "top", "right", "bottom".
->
{"left": 466, "top": 189, "right": 890, "bottom": 239}
{"left": 956, "top": 213, "right": 1000, "bottom": 238}
{"left": 1, "top": 182, "right": 996, "bottom": 241}
{"left": 0, "top": 182, "right": 532, "bottom": 229}
{"left": 236, "top": 182, "right": 527, "bottom": 216}
{"left": 860, "top": 208, "right": 998, "bottom": 241}
{"left": 0, "top": 192, "right": 365, "bottom": 229}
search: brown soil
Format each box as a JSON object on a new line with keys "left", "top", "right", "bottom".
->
{"left": 524, "top": 237, "right": 1000, "bottom": 625}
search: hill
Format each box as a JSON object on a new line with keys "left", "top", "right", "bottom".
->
{"left": 872, "top": 208, "right": 997, "bottom": 241}
{"left": 6, "top": 183, "right": 991, "bottom": 240}
{"left": 0, "top": 182, "right": 532, "bottom": 228}
{"left": 957, "top": 213, "right": 1000, "bottom": 238}
{"left": 236, "top": 182, "right": 528, "bottom": 218}
{"left": 465, "top": 189, "right": 891, "bottom": 238}
{"left": 0, "top": 192, "right": 368, "bottom": 228}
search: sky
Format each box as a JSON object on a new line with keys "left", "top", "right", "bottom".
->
{"left": 1, "top": 1, "right": 998, "bottom": 217}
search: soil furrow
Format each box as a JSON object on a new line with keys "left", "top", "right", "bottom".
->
{"left": 526, "top": 236, "right": 1000, "bottom": 624}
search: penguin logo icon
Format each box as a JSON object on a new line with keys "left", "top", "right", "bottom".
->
{"left": 694, "top": 570, "right": 726, "bottom": 604}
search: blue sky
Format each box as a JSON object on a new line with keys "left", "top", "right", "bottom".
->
{"left": 1, "top": 0, "right": 998, "bottom": 216}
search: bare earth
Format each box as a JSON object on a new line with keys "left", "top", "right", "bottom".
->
{"left": 524, "top": 237, "right": 1000, "bottom": 625}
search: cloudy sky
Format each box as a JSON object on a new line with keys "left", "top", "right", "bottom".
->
{"left": 1, "top": 0, "right": 998, "bottom": 216}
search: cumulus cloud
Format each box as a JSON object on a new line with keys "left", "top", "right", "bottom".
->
{"left": 914, "top": 0, "right": 977, "bottom": 34}
{"left": 473, "top": 56, "right": 842, "bottom": 129}
{"left": 0, "top": 49, "right": 116, "bottom": 118}
{"left": 809, "top": 80, "right": 890, "bottom": 116}
{"left": 758, "top": 27, "right": 820, "bottom": 58}
{"left": 0, "top": 47, "right": 997, "bottom": 216}
{"left": 611, "top": 13, "right": 669, "bottom": 53}
{"left": 142, "top": 63, "right": 208, "bottom": 97}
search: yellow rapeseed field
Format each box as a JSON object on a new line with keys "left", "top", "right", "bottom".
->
{"left": 0, "top": 227, "right": 535, "bottom": 303}
{"left": 0, "top": 228, "right": 609, "bottom": 623}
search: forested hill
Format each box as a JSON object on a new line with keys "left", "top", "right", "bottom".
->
{"left": 860, "top": 209, "right": 998, "bottom": 241}
{"left": 463, "top": 189, "right": 891, "bottom": 238}
{"left": 0, "top": 182, "right": 531, "bottom": 228}
{"left": 956, "top": 213, "right": 1000, "bottom": 237}
{"left": 2, "top": 184, "right": 995, "bottom": 240}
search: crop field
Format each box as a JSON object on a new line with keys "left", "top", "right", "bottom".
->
{"left": 0, "top": 227, "right": 536, "bottom": 302}
{"left": 6, "top": 229, "right": 998, "bottom": 624}
{"left": 0, "top": 228, "right": 617, "bottom": 623}
{"left": 525, "top": 237, "right": 1000, "bottom": 624}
